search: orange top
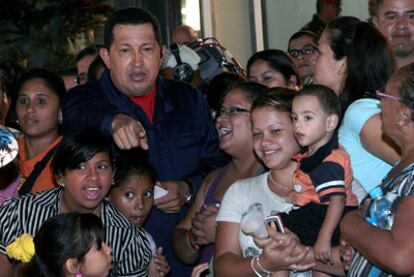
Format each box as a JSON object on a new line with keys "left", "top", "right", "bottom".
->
{"left": 18, "top": 136, "right": 62, "bottom": 193}
{"left": 292, "top": 135, "right": 358, "bottom": 207}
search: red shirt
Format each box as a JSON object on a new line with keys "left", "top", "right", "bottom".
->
{"left": 129, "top": 85, "right": 157, "bottom": 123}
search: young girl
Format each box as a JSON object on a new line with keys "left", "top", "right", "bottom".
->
{"left": 109, "top": 149, "right": 170, "bottom": 277}
{"left": 7, "top": 212, "right": 112, "bottom": 277}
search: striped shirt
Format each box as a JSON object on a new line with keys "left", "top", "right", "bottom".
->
{"left": 0, "top": 187, "right": 152, "bottom": 276}
{"left": 293, "top": 133, "right": 357, "bottom": 206}
{"left": 348, "top": 163, "right": 414, "bottom": 277}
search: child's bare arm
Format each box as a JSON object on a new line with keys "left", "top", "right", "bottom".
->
{"left": 315, "top": 195, "right": 345, "bottom": 264}
{"left": 148, "top": 247, "right": 171, "bottom": 277}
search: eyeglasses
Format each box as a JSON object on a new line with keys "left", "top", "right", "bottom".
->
{"left": 218, "top": 106, "right": 250, "bottom": 117}
{"left": 288, "top": 44, "right": 319, "bottom": 59}
{"left": 375, "top": 90, "right": 403, "bottom": 101}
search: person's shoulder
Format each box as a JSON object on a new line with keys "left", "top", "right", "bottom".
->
{"left": 67, "top": 79, "right": 101, "bottom": 95}
{"left": 159, "top": 77, "right": 201, "bottom": 96}
{"left": 345, "top": 98, "right": 380, "bottom": 116}
{"left": 1, "top": 189, "right": 59, "bottom": 215}
{"left": 324, "top": 144, "right": 351, "bottom": 167}
{"left": 101, "top": 199, "right": 151, "bottom": 241}
{"left": 101, "top": 199, "right": 135, "bottom": 228}
{"left": 342, "top": 98, "right": 380, "bottom": 125}
{"left": 20, "top": 188, "right": 58, "bottom": 204}
{"left": 230, "top": 173, "right": 268, "bottom": 191}
{"left": 347, "top": 98, "right": 379, "bottom": 110}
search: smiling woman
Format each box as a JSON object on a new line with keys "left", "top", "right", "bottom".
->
{"left": 171, "top": 82, "right": 266, "bottom": 269}
{"left": 247, "top": 49, "right": 300, "bottom": 89}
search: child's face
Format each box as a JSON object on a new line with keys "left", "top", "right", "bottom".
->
{"left": 58, "top": 152, "right": 114, "bottom": 214}
{"left": 292, "top": 95, "right": 335, "bottom": 153}
{"left": 79, "top": 241, "right": 112, "bottom": 277}
{"left": 109, "top": 173, "right": 154, "bottom": 227}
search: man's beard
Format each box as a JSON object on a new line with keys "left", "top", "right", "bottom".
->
{"left": 392, "top": 40, "right": 414, "bottom": 58}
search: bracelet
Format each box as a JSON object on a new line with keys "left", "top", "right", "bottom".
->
{"left": 257, "top": 256, "right": 273, "bottom": 276}
{"left": 182, "top": 178, "right": 195, "bottom": 203}
{"left": 187, "top": 229, "right": 199, "bottom": 252}
{"left": 250, "top": 257, "right": 262, "bottom": 277}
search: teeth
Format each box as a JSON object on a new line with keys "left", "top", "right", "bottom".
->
{"left": 85, "top": 187, "right": 98, "bottom": 191}
{"left": 220, "top": 127, "right": 232, "bottom": 135}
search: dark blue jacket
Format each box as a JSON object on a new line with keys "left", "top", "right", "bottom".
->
{"left": 62, "top": 71, "right": 227, "bottom": 276}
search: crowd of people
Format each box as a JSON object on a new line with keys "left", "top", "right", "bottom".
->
{"left": 0, "top": 0, "right": 414, "bottom": 276}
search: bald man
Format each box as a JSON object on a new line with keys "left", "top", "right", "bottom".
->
{"left": 171, "top": 25, "right": 198, "bottom": 45}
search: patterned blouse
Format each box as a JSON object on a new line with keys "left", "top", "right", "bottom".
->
{"left": 0, "top": 187, "right": 152, "bottom": 276}
{"left": 348, "top": 162, "right": 414, "bottom": 277}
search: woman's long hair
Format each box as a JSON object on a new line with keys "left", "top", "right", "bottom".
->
{"left": 326, "top": 16, "right": 396, "bottom": 111}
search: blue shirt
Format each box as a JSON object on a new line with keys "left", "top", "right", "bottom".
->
{"left": 339, "top": 98, "right": 392, "bottom": 192}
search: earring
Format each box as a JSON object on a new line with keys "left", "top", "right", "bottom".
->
{"left": 16, "top": 119, "right": 19, "bottom": 125}
{"left": 58, "top": 111, "right": 63, "bottom": 124}
{"left": 60, "top": 183, "right": 65, "bottom": 188}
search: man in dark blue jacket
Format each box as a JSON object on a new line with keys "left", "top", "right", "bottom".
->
{"left": 62, "top": 7, "right": 227, "bottom": 276}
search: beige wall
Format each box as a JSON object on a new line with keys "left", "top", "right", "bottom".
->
{"left": 201, "top": 0, "right": 252, "bottom": 66}
{"left": 205, "top": 0, "right": 252, "bottom": 68}
{"left": 264, "top": 0, "right": 370, "bottom": 51}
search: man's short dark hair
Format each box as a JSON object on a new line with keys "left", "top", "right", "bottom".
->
{"left": 288, "top": 30, "right": 320, "bottom": 47}
{"left": 317, "top": 0, "right": 341, "bottom": 14}
{"left": 103, "top": 7, "right": 162, "bottom": 49}
{"left": 75, "top": 45, "right": 102, "bottom": 63}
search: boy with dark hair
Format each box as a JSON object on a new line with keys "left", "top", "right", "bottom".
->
{"left": 279, "top": 85, "right": 357, "bottom": 276}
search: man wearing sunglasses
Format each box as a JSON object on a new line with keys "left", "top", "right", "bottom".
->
{"left": 288, "top": 30, "right": 320, "bottom": 84}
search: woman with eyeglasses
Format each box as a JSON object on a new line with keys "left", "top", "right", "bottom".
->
{"left": 247, "top": 49, "right": 300, "bottom": 90}
{"left": 340, "top": 64, "right": 414, "bottom": 276}
{"left": 171, "top": 82, "right": 266, "bottom": 272}
{"left": 313, "top": 16, "right": 400, "bottom": 193}
{"left": 288, "top": 30, "right": 320, "bottom": 85}
{"left": 15, "top": 68, "right": 65, "bottom": 194}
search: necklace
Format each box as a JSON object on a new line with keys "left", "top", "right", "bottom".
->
{"left": 268, "top": 173, "right": 292, "bottom": 191}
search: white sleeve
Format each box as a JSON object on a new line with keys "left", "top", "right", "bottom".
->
{"left": 216, "top": 181, "right": 244, "bottom": 223}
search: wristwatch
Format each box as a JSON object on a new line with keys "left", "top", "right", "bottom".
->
{"left": 182, "top": 178, "right": 195, "bottom": 204}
